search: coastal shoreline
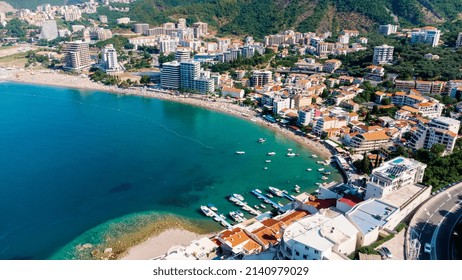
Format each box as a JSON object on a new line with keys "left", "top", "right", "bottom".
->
{"left": 1, "top": 69, "right": 333, "bottom": 160}
{"left": 1, "top": 69, "right": 335, "bottom": 260}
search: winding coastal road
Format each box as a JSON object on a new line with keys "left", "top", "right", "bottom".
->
{"left": 409, "top": 183, "right": 462, "bottom": 260}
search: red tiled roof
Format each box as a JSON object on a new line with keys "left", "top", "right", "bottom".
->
{"left": 338, "top": 195, "right": 363, "bottom": 207}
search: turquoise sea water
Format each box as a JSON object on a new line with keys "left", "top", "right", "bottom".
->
{"left": 0, "top": 82, "right": 341, "bottom": 259}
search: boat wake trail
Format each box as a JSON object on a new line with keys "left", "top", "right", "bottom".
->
{"left": 157, "top": 124, "right": 214, "bottom": 149}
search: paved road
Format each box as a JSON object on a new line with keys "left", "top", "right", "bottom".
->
{"left": 409, "top": 183, "right": 462, "bottom": 260}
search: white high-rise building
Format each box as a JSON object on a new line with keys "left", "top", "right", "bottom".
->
{"left": 194, "top": 76, "right": 215, "bottom": 94}
{"left": 456, "top": 32, "right": 462, "bottom": 48}
{"left": 409, "top": 117, "right": 460, "bottom": 155}
{"left": 175, "top": 47, "right": 191, "bottom": 62}
{"left": 252, "top": 70, "right": 272, "bottom": 87}
{"left": 101, "top": 44, "right": 121, "bottom": 73}
{"left": 160, "top": 61, "right": 180, "bottom": 90}
{"left": 177, "top": 18, "right": 186, "bottom": 29}
{"left": 373, "top": 44, "right": 394, "bottom": 65}
{"left": 62, "top": 41, "right": 91, "bottom": 71}
{"left": 192, "top": 22, "right": 208, "bottom": 38}
{"left": 159, "top": 39, "right": 178, "bottom": 54}
{"left": 40, "top": 20, "right": 58, "bottom": 40}
{"left": 410, "top": 27, "right": 441, "bottom": 47}
{"left": 180, "top": 60, "right": 200, "bottom": 91}
{"left": 379, "top": 24, "right": 398, "bottom": 36}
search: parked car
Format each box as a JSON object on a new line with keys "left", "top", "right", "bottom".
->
{"left": 377, "top": 248, "right": 387, "bottom": 259}
{"left": 424, "top": 243, "right": 432, "bottom": 254}
{"left": 381, "top": 247, "right": 393, "bottom": 258}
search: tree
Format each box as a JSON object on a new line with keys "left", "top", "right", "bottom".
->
{"left": 372, "top": 105, "right": 379, "bottom": 115}
{"left": 140, "top": 75, "right": 150, "bottom": 85}
{"left": 430, "top": 144, "right": 446, "bottom": 157}
{"left": 381, "top": 98, "right": 391, "bottom": 105}
{"left": 353, "top": 152, "right": 372, "bottom": 174}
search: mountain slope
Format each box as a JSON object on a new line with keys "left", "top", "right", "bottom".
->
{"left": 4, "top": 0, "right": 462, "bottom": 38}
{"left": 123, "top": 0, "right": 462, "bottom": 38}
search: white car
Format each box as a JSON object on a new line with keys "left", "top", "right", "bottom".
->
{"left": 424, "top": 243, "right": 432, "bottom": 254}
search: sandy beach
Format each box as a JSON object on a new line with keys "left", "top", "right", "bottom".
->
{"left": 120, "top": 229, "right": 211, "bottom": 260}
{"left": 1, "top": 69, "right": 334, "bottom": 259}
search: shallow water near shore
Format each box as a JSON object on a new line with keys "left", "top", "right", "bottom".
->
{"left": 0, "top": 82, "right": 341, "bottom": 259}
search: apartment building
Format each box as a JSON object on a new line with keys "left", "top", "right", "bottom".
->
{"left": 292, "top": 94, "right": 312, "bottom": 109}
{"left": 298, "top": 107, "right": 315, "bottom": 126}
{"left": 323, "top": 59, "right": 342, "bottom": 73}
{"left": 316, "top": 42, "right": 335, "bottom": 58}
{"left": 409, "top": 117, "right": 460, "bottom": 154}
{"left": 252, "top": 71, "right": 273, "bottom": 87}
{"left": 350, "top": 130, "right": 391, "bottom": 153}
{"left": 62, "top": 41, "right": 91, "bottom": 71}
{"left": 175, "top": 47, "right": 191, "bottom": 62}
{"left": 373, "top": 44, "right": 394, "bottom": 65}
{"left": 457, "top": 32, "right": 462, "bottom": 48}
{"left": 133, "top": 23, "right": 150, "bottom": 34}
{"left": 394, "top": 80, "right": 416, "bottom": 92}
{"left": 273, "top": 96, "right": 291, "bottom": 114}
{"left": 180, "top": 60, "right": 200, "bottom": 91}
{"left": 413, "top": 101, "right": 444, "bottom": 118}
{"left": 410, "top": 26, "right": 440, "bottom": 47}
{"left": 192, "top": 22, "right": 208, "bottom": 38}
{"left": 101, "top": 44, "right": 122, "bottom": 73}
{"left": 313, "top": 116, "right": 347, "bottom": 137}
{"left": 160, "top": 61, "right": 180, "bottom": 89}
{"left": 379, "top": 24, "right": 398, "bottom": 36}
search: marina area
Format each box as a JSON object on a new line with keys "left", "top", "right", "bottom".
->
{"left": 0, "top": 82, "right": 341, "bottom": 260}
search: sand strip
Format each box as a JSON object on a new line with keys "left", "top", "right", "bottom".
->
{"left": 120, "top": 229, "right": 210, "bottom": 260}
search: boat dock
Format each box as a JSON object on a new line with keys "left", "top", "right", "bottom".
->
{"left": 250, "top": 190, "right": 281, "bottom": 210}
{"left": 211, "top": 211, "right": 233, "bottom": 229}
{"left": 282, "top": 192, "right": 295, "bottom": 202}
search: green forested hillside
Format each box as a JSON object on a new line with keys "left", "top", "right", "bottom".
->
{"left": 117, "top": 0, "right": 462, "bottom": 38}
{"left": 4, "top": 0, "right": 462, "bottom": 38}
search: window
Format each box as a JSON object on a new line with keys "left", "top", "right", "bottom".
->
{"left": 295, "top": 251, "right": 300, "bottom": 256}
{"left": 303, "top": 255, "right": 307, "bottom": 260}
{"left": 314, "top": 250, "right": 319, "bottom": 254}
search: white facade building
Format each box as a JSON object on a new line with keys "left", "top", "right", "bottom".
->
{"left": 101, "top": 44, "right": 122, "bottom": 73}
{"left": 40, "top": 20, "right": 58, "bottom": 40}
{"left": 378, "top": 24, "right": 398, "bottom": 36}
{"left": 364, "top": 157, "right": 427, "bottom": 200}
{"left": 373, "top": 44, "right": 394, "bottom": 65}
{"left": 411, "top": 27, "right": 441, "bottom": 47}
{"left": 457, "top": 33, "right": 462, "bottom": 48}
{"left": 160, "top": 61, "right": 180, "bottom": 90}
{"left": 409, "top": 117, "right": 460, "bottom": 154}
{"left": 180, "top": 60, "right": 200, "bottom": 91}
{"left": 277, "top": 210, "right": 358, "bottom": 260}
{"left": 346, "top": 199, "right": 399, "bottom": 246}
{"left": 175, "top": 47, "right": 191, "bottom": 62}
{"left": 252, "top": 70, "right": 272, "bottom": 87}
